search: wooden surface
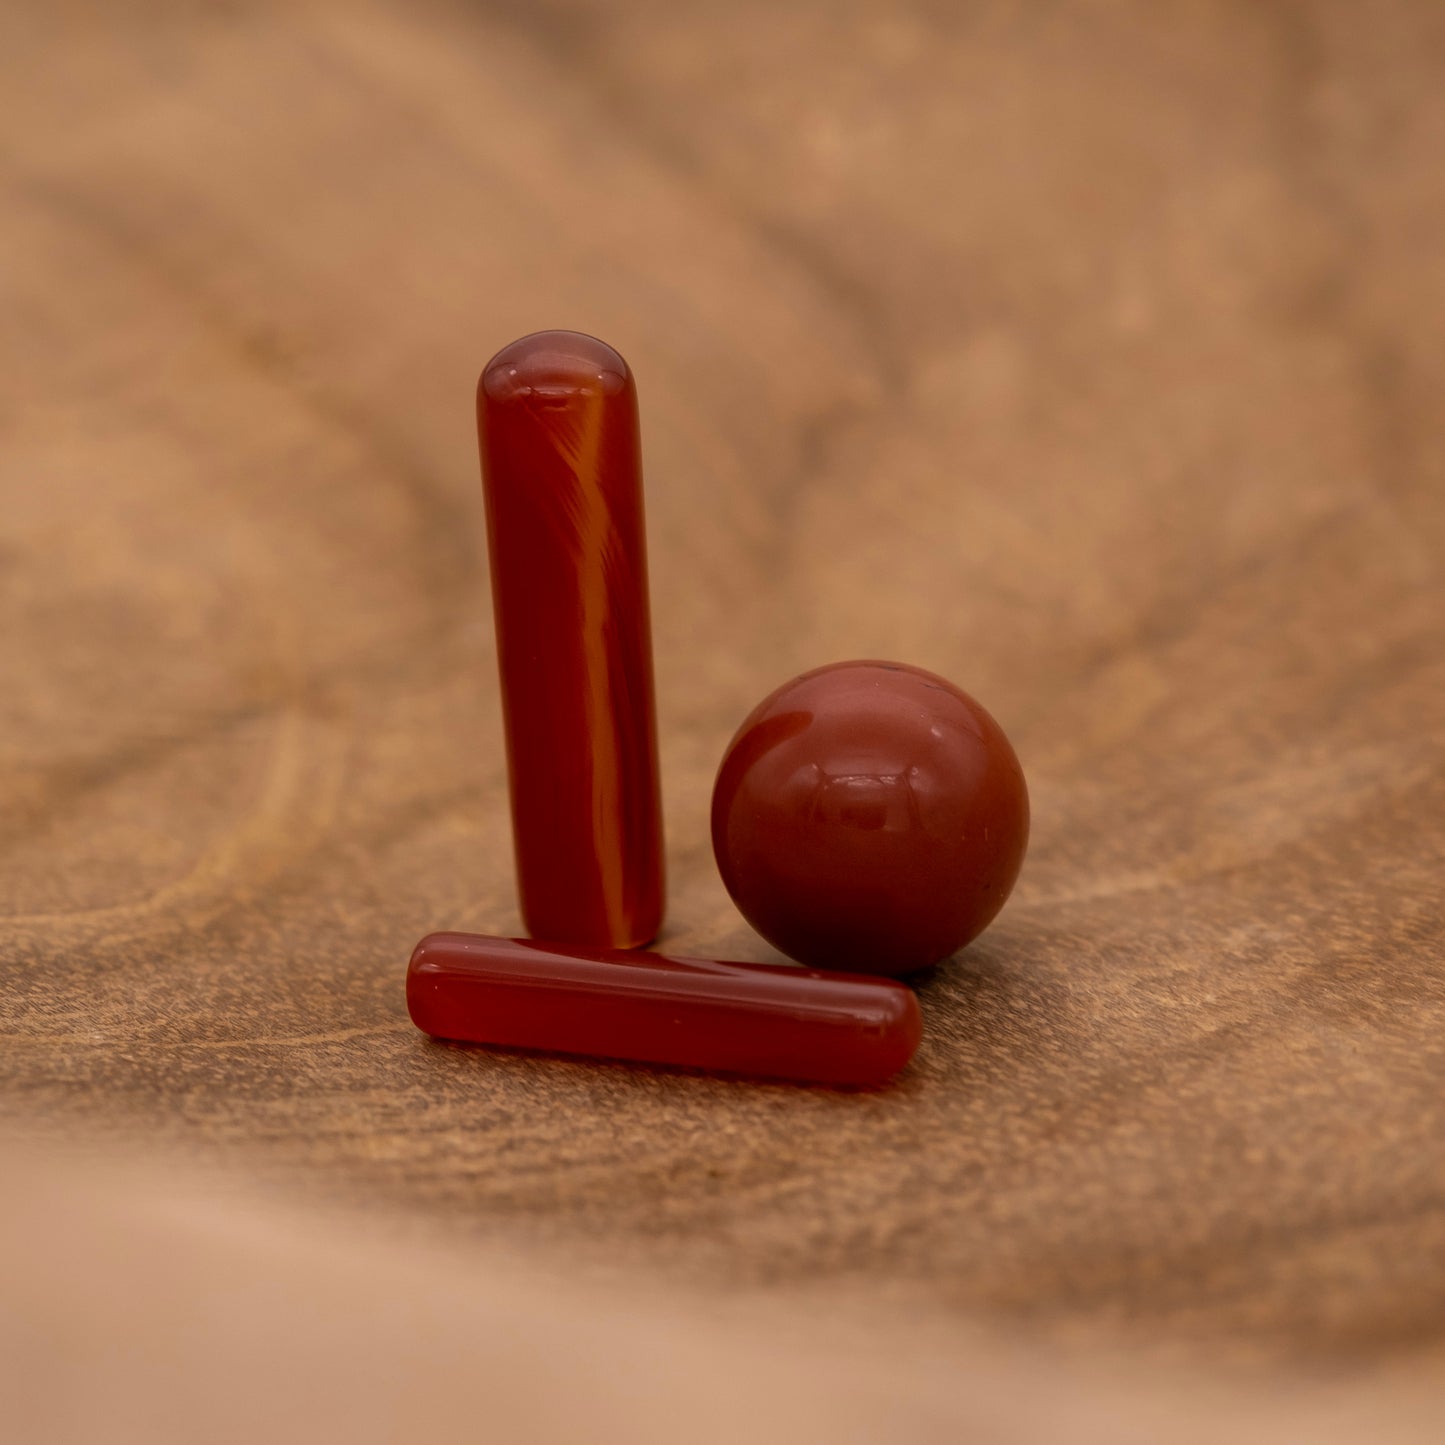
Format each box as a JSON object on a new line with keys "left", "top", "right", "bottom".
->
{"left": 3, "top": 0, "right": 1445, "bottom": 1436}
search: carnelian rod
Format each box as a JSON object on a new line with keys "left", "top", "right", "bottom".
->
{"left": 477, "top": 330, "right": 664, "bottom": 949}
{"left": 406, "top": 933, "right": 921, "bottom": 1087}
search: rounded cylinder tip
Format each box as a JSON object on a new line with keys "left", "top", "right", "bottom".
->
{"left": 480, "top": 330, "right": 631, "bottom": 404}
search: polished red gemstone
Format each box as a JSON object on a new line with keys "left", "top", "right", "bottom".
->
{"left": 712, "top": 660, "right": 1029, "bottom": 975}
{"left": 406, "top": 932, "right": 921, "bottom": 1087}
{"left": 478, "top": 331, "right": 664, "bottom": 949}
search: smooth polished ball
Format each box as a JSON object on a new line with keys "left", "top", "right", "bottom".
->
{"left": 711, "top": 661, "right": 1029, "bottom": 975}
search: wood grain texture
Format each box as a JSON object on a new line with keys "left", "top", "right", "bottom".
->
{"left": 2, "top": 0, "right": 1444, "bottom": 1428}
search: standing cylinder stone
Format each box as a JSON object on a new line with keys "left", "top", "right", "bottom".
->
{"left": 477, "top": 330, "right": 664, "bottom": 949}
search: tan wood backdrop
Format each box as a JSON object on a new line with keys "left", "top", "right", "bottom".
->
{"left": 2, "top": 1, "right": 1443, "bottom": 1438}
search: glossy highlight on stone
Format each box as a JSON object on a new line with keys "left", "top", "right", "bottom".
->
{"left": 712, "top": 660, "right": 1029, "bottom": 975}
{"left": 406, "top": 931, "right": 921, "bottom": 1087}
{"left": 478, "top": 331, "right": 664, "bottom": 949}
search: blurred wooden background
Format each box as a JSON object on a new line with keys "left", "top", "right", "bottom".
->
{"left": 2, "top": 1, "right": 1443, "bottom": 1438}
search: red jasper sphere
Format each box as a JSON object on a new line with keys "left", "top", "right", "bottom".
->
{"left": 711, "top": 661, "right": 1029, "bottom": 976}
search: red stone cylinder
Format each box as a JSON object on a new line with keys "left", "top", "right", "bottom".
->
{"left": 407, "top": 932, "right": 922, "bottom": 1087}
{"left": 478, "top": 331, "right": 664, "bottom": 949}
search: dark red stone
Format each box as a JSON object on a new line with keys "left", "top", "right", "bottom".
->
{"left": 478, "top": 331, "right": 664, "bottom": 949}
{"left": 711, "top": 660, "right": 1029, "bottom": 975}
{"left": 406, "top": 932, "right": 921, "bottom": 1087}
